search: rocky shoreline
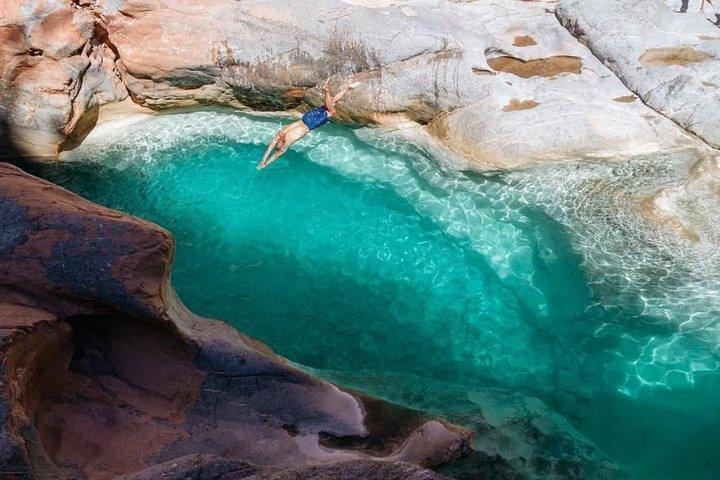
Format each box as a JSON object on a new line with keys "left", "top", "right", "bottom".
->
{"left": 2, "top": 0, "right": 717, "bottom": 162}
{"left": 1, "top": 0, "right": 719, "bottom": 478}
{"left": 2, "top": 0, "right": 718, "bottom": 230}
{"left": 0, "top": 162, "right": 471, "bottom": 479}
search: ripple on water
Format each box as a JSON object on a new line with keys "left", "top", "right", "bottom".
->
{"left": 30, "top": 110, "right": 720, "bottom": 480}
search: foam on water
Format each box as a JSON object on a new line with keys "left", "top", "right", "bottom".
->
{"left": 27, "top": 110, "right": 720, "bottom": 479}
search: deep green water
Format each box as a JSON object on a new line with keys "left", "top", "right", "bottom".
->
{"left": 25, "top": 111, "right": 720, "bottom": 479}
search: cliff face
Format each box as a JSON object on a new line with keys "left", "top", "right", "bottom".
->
{"left": 0, "top": 0, "right": 127, "bottom": 157}
{"left": 1, "top": 0, "right": 716, "bottom": 167}
{"left": 0, "top": 162, "right": 471, "bottom": 479}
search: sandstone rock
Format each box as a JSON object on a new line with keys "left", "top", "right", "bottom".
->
{"left": 557, "top": 0, "right": 720, "bottom": 149}
{"left": 555, "top": 0, "right": 720, "bottom": 239}
{"left": 0, "top": 0, "right": 127, "bottom": 158}
{"left": 93, "top": 0, "right": 707, "bottom": 169}
{"left": 319, "top": 369, "right": 628, "bottom": 480}
{"left": 3, "top": 0, "right": 712, "bottom": 170}
{"left": 390, "top": 420, "right": 472, "bottom": 467}
{"left": 122, "top": 454, "right": 451, "bottom": 480}
{"left": 0, "top": 162, "right": 471, "bottom": 478}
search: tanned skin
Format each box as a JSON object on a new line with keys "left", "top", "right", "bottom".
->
{"left": 257, "top": 78, "right": 356, "bottom": 170}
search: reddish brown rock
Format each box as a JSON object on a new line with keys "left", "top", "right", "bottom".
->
{"left": 121, "top": 455, "right": 451, "bottom": 480}
{"left": 0, "top": 0, "right": 127, "bottom": 158}
{"left": 0, "top": 162, "right": 471, "bottom": 479}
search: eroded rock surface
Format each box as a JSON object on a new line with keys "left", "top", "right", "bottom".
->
{"left": 556, "top": 0, "right": 720, "bottom": 240}
{"left": 647, "top": 153, "right": 720, "bottom": 243}
{"left": 0, "top": 0, "right": 127, "bottom": 157}
{"left": 1, "top": 0, "right": 712, "bottom": 170}
{"left": 0, "top": 162, "right": 470, "bottom": 479}
{"left": 557, "top": 0, "right": 720, "bottom": 149}
{"left": 95, "top": 0, "right": 711, "bottom": 169}
{"left": 122, "top": 455, "right": 450, "bottom": 480}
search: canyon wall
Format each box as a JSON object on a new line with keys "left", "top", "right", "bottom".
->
{"left": 1, "top": 0, "right": 716, "bottom": 169}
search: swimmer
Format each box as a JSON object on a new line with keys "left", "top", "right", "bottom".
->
{"left": 257, "top": 78, "right": 360, "bottom": 170}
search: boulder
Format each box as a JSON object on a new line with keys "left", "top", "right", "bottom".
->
{"left": 0, "top": 162, "right": 471, "bottom": 479}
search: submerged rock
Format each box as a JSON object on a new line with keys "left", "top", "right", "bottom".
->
{"left": 556, "top": 0, "right": 720, "bottom": 240}
{"left": 0, "top": 162, "right": 471, "bottom": 478}
{"left": 647, "top": 153, "right": 720, "bottom": 243}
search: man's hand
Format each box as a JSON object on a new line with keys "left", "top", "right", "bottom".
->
{"left": 322, "top": 77, "right": 331, "bottom": 92}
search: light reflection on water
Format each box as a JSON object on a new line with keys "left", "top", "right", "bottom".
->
{"left": 25, "top": 110, "right": 720, "bottom": 480}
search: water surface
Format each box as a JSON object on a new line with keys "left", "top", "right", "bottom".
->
{"left": 25, "top": 111, "right": 720, "bottom": 479}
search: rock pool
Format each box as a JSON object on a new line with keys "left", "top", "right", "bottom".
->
{"left": 25, "top": 111, "right": 720, "bottom": 480}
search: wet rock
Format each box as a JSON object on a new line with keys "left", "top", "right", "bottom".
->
{"left": 0, "top": 162, "right": 471, "bottom": 478}
{"left": 646, "top": 153, "right": 720, "bottom": 243}
{"left": 314, "top": 369, "right": 628, "bottom": 480}
{"left": 122, "top": 454, "right": 452, "bottom": 480}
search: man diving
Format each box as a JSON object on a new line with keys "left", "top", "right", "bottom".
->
{"left": 257, "top": 78, "right": 360, "bottom": 170}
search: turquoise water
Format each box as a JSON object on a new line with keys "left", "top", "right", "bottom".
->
{"left": 25, "top": 111, "right": 720, "bottom": 479}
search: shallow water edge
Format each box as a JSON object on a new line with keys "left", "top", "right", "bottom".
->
{"left": 21, "top": 109, "right": 720, "bottom": 480}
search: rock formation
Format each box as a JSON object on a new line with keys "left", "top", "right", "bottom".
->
{"left": 2, "top": 0, "right": 720, "bottom": 478}
{"left": 557, "top": 0, "right": 720, "bottom": 149}
{"left": 556, "top": 0, "right": 720, "bottom": 240}
{"left": 0, "top": 0, "right": 127, "bottom": 157}
{"left": 1, "top": 0, "right": 715, "bottom": 169}
{"left": 0, "top": 162, "right": 470, "bottom": 479}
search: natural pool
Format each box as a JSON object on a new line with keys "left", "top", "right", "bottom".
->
{"left": 25, "top": 111, "right": 720, "bottom": 479}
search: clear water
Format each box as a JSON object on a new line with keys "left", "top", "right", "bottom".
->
{"left": 24, "top": 111, "right": 720, "bottom": 480}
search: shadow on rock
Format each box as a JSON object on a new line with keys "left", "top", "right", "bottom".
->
{"left": 0, "top": 162, "right": 471, "bottom": 479}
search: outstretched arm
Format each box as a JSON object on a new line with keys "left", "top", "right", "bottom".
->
{"left": 257, "top": 147, "right": 286, "bottom": 170}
